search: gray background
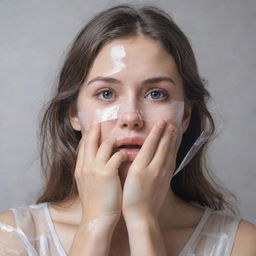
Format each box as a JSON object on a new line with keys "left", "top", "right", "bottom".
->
{"left": 0, "top": 0, "right": 255, "bottom": 224}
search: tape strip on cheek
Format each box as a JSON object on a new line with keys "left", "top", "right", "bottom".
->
{"left": 77, "top": 100, "right": 185, "bottom": 132}
{"left": 77, "top": 104, "right": 121, "bottom": 132}
{"left": 129, "top": 101, "right": 185, "bottom": 124}
{"left": 95, "top": 104, "right": 120, "bottom": 123}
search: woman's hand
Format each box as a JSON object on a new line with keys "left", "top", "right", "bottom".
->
{"left": 74, "top": 122, "right": 128, "bottom": 225}
{"left": 122, "top": 120, "right": 179, "bottom": 220}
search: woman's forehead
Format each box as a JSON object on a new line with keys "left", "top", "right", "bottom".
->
{"left": 85, "top": 36, "right": 182, "bottom": 86}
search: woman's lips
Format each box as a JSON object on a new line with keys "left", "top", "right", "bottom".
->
{"left": 116, "top": 136, "right": 145, "bottom": 161}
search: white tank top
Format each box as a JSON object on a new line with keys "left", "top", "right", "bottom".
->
{"left": 0, "top": 202, "right": 241, "bottom": 255}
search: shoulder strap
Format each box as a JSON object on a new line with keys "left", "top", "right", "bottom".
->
{"left": 200, "top": 211, "right": 241, "bottom": 255}
{"left": 179, "top": 209, "right": 241, "bottom": 256}
{"left": 10, "top": 203, "right": 49, "bottom": 239}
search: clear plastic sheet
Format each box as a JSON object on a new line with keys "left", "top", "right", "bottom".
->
{"left": 0, "top": 203, "right": 66, "bottom": 256}
{"left": 0, "top": 222, "right": 37, "bottom": 256}
{"left": 172, "top": 130, "right": 211, "bottom": 178}
{"left": 77, "top": 100, "right": 185, "bottom": 132}
{"left": 179, "top": 209, "right": 241, "bottom": 256}
{"left": 0, "top": 202, "right": 241, "bottom": 256}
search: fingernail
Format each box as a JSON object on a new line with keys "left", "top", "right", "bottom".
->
{"left": 157, "top": 120, "right": 166, "bottom": 128}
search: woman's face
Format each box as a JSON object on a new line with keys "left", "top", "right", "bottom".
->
{"left": 70, "top": 35, "right": 191, "bottom": 162}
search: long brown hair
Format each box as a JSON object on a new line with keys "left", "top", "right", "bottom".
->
{"left": 36, "top": 4, "right": 238, "bottom": 214}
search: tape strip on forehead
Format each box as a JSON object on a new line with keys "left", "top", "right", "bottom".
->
{"left": 104, "top": 45, "right": 126, "bottom": 76}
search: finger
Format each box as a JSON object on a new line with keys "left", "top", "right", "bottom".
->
{"left": 163, "top": 128, "right": 179, "bottom": 174}
{"left": 84, "top": 122, "right": 101, "bottom": 160}
{"left": 74, "top": 135, "right": 87, "bottom": 176}
{"left": 150, "top": 124, "right": 177, "bottom": 171}
{"left": 76, "top": 134, "right": 85, "bottom": 153}
{"left": 96, "top": 137, "right": 116, "bottom": 164}
{"left": 132, "top": 120, "right": 166, "bottom": 167}
{"left": 106, "top": 151, "right": 128, "bottom": 174}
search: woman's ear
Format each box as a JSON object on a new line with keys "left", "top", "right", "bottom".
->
{"left": 182, "top": 101, "right": 192, "bottom": 133}
{"left": 68, "top": 102, "right": 82, "bottom": 131}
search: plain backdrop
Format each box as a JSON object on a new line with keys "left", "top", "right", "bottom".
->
{"left": 0, "top": 0, "right": 255, "bottom": 224}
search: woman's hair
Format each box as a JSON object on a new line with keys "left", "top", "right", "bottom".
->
{"left": 36, "top": 4, "right": 238, "bottom": 214}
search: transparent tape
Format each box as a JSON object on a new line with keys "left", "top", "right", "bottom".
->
{"left": 0, "top": 203, "right": 68, "bottom": 256}
{"left": 0, "top": 222, "right": 38, "bottom": 256}
{"left": 78, "top": 99, "right": 185, "bottom": 132}
{"left": 172, "top": 129, "right": 211, "bottom": 178}
{"left": 105, "top": 44, "right": 126, "bottom": 76}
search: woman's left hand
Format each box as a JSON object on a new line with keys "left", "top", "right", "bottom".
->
{"left": 122, "top": 120, "right": 179, "bottom": 220}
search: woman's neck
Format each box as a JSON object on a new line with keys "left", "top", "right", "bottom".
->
{"left": 54, "top": 187, "right": 201, "bottom": 231}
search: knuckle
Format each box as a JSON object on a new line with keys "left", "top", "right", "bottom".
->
{"left": 149, "top": 163, "right": 162, "bottom": 175}
{"left": 102, "top": 171, "right": 113, "bottom": 178}
{"left": 161, "top": 143, "right": 169, "bottom": 152}
{"left": 152, "top": 171, "right": 161, "bottom": 179}
{"left": 95, "top": 168, "right": 112, "bottom": 178}
{"left": 133, "top": 171, "right": 143, "bottom": 179}
{"left": 148, "top": 145, "right": 155, "bottom": 151}
{"left": 88, "top": 164, "right": 98, "bottom": 174}
{"left": 169, "top": 126, "right": 177, "bottom": 134}
{"left": 88, "top": 135, "right": 97, "bottom": 144}
{"left": 104, "top": 139, "right": 114, "bottom": 147}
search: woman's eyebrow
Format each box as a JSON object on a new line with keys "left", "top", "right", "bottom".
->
{"left": 86, "top": 76, "right": 176, "bottom": 86}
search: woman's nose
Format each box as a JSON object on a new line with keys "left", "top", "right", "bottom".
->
{"left": 118, "top": 110, "right": 144, "bottom": 129}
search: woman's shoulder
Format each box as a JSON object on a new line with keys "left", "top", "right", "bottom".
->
{"left": 231, "top": 219, "right": 256, "bottom": 256}
{"left": 205, "top": 208, "right": 256, "bottom": 256}
{"left": 0, "top": 208, "right": 17, "bottom": 229}
{"left": 0, "top": 202, "right": 48, "bottom": 231}
{"left": 0, "top": 203, "right": 50, "bottom": 255}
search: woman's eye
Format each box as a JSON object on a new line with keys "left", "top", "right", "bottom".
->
{"left": 95, "top": 88, "right": 167, "bottom": 101}
{"left": 146, "top": 90, "right": 168, "bottom": 100}
{"left": 96, "top": 89, "right": 115, "bottom": 100}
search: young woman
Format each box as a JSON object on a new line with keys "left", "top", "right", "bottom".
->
{"left": 0, "top": 4, "right": 255, "bottom": 256}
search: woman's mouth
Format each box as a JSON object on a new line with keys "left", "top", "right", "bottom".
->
{"left": 116, "top": 137, "right": 144, "bottom": 161}
{"left": 117, "top": 145, "right": 141, "bottom": 161}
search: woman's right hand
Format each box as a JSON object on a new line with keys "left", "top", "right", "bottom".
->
{"left": 74, "top": 122, "right": 127, "bottom": 225}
